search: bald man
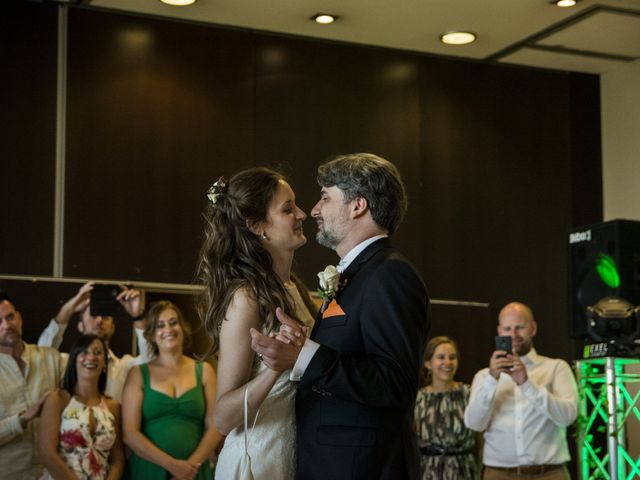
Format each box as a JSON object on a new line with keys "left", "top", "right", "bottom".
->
{"left": 464, "top": 302, "right": 578, "bottom": 480}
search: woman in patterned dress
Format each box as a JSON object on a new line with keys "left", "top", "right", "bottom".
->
{"left": 39, "top": 334, "right": 124, "bottom": 479}
{"left": 414, "top": 336, "right": 479, "bottom": 480}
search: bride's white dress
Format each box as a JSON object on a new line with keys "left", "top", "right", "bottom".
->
{"left": 215, "top": 285, "right": 315, "bottom": 480}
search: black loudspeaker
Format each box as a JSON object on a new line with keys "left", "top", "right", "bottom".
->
{"left": 569, "top": 219, "right": 640, "bottom": 339}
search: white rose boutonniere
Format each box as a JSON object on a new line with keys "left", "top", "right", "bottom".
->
{"left": 317, "top": 265, "right": 340, "bottom": 303}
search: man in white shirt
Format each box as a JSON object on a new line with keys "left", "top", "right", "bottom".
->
{"left": 464, "top": 302, "right": 578, "bottom": 480}
{"left": 37, "top": 282, "right": 151, "bottom": 402}
{"left": 0, "top": 292, "right": 64, "bottom": 480}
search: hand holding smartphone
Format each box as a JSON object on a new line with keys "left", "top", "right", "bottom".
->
{"left": 494, "top": 335, "right": 512, "bottom": 358}
{"left": 90, "top": 284, "right": 123, "bottom": 317}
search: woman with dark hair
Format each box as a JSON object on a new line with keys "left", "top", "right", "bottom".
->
{"left": 414, "top": 336, "right": 479, "bottom": 480}
{"left": 39, "top": 334, "right": 124, "bottom": 479}
{"left": 196, "top": 167, "right": 316, "bottom": 478}
{"left": 122, "top": 301, "right": 221, "bottom": 480}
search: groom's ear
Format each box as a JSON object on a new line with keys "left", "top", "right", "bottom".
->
{"left": 350, "top": 196, "right": 369, "bottom": 219}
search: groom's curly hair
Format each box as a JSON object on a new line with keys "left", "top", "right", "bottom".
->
{"left": 195, "top": 167, "right": 313, "bottom": 357}
{"left": 317, "top": 153, "right": 408, "bottom": 235}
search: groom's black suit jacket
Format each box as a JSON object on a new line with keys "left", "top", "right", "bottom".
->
{"left": 296, "top": 238, "right": 430, "bottom": 480}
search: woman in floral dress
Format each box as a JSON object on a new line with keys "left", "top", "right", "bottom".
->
{"left": 39, "top": 334, "right": 124, "bottom": 479}
{"left": 414, "top": 336, "right": 479, "bottom": 480}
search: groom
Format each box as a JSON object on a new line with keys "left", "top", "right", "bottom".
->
{"left": 251, "top": 153, "right": 430, "bottom": 479}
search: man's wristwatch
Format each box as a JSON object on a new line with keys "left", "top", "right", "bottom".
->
{"left": 131, "top": 311, "right": 146, "bottom": 321}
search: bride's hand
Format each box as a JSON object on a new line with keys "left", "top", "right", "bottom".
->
{"left": 270, "top": 323, "right": 306, "bottom": 346}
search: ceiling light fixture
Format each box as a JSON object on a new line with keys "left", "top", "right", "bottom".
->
{"left": 439, "top": 31, "right": 476, "bottom": 46}
{"left": 311, "top": 14, "right": 337, "bottom": 25}
{"left": 160, "top": 0, "right": 196, "bottom": 6}
{"left": 554, "top": 0, "right": 577, "bottom": 6}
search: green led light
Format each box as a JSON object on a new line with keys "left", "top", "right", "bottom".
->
{"left": 576, "top": 358, "right": 640, "bottom": 479}
{"left": 595, "top": 253, "right": 620, "bottom": 288}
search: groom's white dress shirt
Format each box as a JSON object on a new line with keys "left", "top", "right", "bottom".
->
{"left": 290, "top": 235, "right": 388, "bottom": 381}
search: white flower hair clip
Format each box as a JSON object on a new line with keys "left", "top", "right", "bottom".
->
{"left": 207, "top": 177, "right": 227, "bottom": 205}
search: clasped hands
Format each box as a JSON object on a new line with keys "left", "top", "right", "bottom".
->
{"left": 168, "top": 458, "right": 201, "bottom": 480}
{"left": 250, "top": 307, "right": 307, "bottom": 372}
{"left": 489, "top": 350, "right": 528, "bottom": 385}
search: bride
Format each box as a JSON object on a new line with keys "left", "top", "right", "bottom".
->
{"left": 196, "top": 167, "right": 316, "bottom": 479}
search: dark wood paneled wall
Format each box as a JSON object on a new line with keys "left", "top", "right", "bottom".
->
{"left": 64, "top": 8, "right": 255, "bottom": 282}
{"left": 418, "top": 59, "right": 601, "bottom": 361}
{"left": 1, "top": 1, "right": 58, "bottom": 275}
{"left": 254, "top": 35, "right": 423, "bottom": 280}
{"left": 3, "top": 3, "right": 602, "bottom": 370}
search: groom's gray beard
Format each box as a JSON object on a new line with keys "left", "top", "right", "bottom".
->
{"left": 316, "top": 230, "right": 338, "bottom": 249}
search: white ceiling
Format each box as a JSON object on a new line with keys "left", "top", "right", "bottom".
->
{"left": 89, "top": 0, "right": 640, "bottom": 74}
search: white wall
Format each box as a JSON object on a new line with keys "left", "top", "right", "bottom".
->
{"left": 601, "top": 59, "right": 640, "bottom": 221}
{"left": 601, "top": 59, "right": 640, "bottom": 470}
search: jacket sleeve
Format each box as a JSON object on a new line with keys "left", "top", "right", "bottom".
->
{"left": 37, "top": 319, "right": 67, "bottom": 349}
{"left": 300, "top": 257, "right": 430, "bottom": 409}
{"left": 0, "top": 414, "right": 24, "bottom": 447}
{"left": 133, "top": 326, "right": 152, "bottom": 363}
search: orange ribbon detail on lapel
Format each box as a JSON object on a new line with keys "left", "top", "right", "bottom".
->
{"left": 322, "top": 299, "right": 345, "bottom": 319}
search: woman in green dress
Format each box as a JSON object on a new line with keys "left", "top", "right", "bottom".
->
{"left": 122, "top": 301, "right": 222, "bottom": 480}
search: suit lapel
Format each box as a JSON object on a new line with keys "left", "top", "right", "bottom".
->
{"left": 311, "top": 237, "right": 390, "bottom": 338}
{"left": 340, "top": 237, "right": 390, "bottom": 282}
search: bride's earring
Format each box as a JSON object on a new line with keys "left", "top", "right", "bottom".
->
{"left": 261, "top": 232, "right": 268, "bottom": 240}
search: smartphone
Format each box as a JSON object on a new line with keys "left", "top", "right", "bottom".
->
{"left": 90, "top": 284, "right": 123, "bottom": 317}
{"left": 494, "top": 335, "right": 512, "bottom": 357}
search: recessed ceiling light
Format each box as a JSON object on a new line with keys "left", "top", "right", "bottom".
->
{"left": 311, "top": 14, "right": 337, "bottom": 25}
{"left": 439, "top": 31, "right": 476, "bottom": 46}
{"left": 555, "top": 0, "right": 577, "bottom": 6}
{"left": 160, "top": 0, "right": 196, "bottom": 6}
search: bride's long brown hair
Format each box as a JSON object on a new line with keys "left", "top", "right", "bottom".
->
{"left": 196, "top": 167, "right": 314, "bottom": 357}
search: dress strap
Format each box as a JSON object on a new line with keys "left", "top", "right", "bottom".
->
{"left": 139, "top": 363, "right": 150, "bottom": 388}
{"left": 195, "top": 361, "right": 203, "bottom": 387}
{"left": 65, "top": 395, "right": 81, "bottom": 411}
{"left": 98, "top": 396, "right": 110, "bottom": 410}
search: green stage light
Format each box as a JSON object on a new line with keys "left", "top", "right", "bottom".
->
{"left": 596, "top": 253, "right": 620, "bottom": 288}
{"left": 576, "top": 358, "right": 640, "bottom": 479}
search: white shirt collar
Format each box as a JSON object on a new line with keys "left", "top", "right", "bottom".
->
{"left": 521, "top": 347, "right": 540, "bottom": 366}
{"left": 337, "top": 235, "right": 388, "bottom": 273}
